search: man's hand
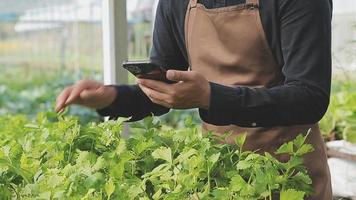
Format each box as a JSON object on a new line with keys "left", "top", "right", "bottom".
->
{"left": 55, "top": 80, "right": 117, "bottom": 113}
{"left": 137, "top": 70, "right": 211, "bottom": 109}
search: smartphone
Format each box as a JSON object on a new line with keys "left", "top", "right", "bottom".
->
{"left": 122, "top": 60, "right": 175, "bottom": 84}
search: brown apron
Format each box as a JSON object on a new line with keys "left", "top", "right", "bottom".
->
{"left": 184, "top": 0, "right": 332, "bottom": 199}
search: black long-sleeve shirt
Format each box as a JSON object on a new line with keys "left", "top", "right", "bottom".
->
{"left": 98, "top": 0, "right": 333, "bottom": 127}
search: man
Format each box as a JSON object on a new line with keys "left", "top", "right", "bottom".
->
{"left": 56, "top": 0, "right": 333, "bottom": 199}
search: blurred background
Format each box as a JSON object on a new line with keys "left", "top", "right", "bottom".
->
{"left": 0, "top": 0, "right": 355, "bottom": 124}
{"left": 0, "top": 0, "right": 355, "bottom": 126}
{"left": 0, "top": 0, "right": 355, "bottom": 198}
{"left": 0, "top": 0, "right": 199, "bottom": 126}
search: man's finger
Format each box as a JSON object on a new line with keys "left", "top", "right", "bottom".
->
{"left": 80, "top": 89, "right": 99, "bottom": 100}
{"left": 137, "top": 79, "right": 171, "bottom": 94}
{"left": 150, "top": 98, "right": 171, "bottom": 108}
{"left": 55, "top": 86, "right": 73, "bottom": 112}
{"left": 139, "top": 85, "right": 171, "bottom": 108}
{"left": 79, "top": 88, "right": 105, "bottom": 106}
{"left": 65, "top": 82, "right": 89, "bottom": 105}
{"left": 65, "top": 88, "right": 82, "bottom": 106}
{"left": 166, "top": 70, "right": 195, "bottom": 82}
{"left": 65, "top": 80, "right": 101, "bottom": 105}
{"left": 139, "top": 84, "right": 170, "bottom": 103}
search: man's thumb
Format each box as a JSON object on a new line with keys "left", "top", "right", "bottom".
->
{"left": 166, "top": 70, "right": 193, "bottom": 82}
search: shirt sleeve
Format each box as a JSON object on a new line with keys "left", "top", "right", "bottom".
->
{"left": 97, "top": 85, "right": 169, "bottom": 121}
{"left": 97, "top": 0, "right": 188, "bottom": 120}
{"left": 199, "top": 0, "right": 332, "bottom": 127}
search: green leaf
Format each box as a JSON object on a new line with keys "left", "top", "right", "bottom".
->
{"left": 280, "top": 189, "right": 305, "bottom": 200}
{"left": 212, "top": 188, "right": 231, "bottom": 199}
{"left": 276, "top": 142, "right": 294, "bottom": 155}
{"left": 245, "top": 153, "right": 260, "bottom": 161}
{"left": 105, "top": 178, "right": 115, "bottom": 199}
{"left": 142, "top": 164, "right": 170, "bottom": 179}
{"left": 319, "top": 114, "right": 335, "bottom": 136}
{"left": 115, "top": 140, "right": 126, "bottom": 156}
{"left": 208, "top": 153, "right": 220, "bottom": 166}
{"left": 38, "top": 192, "right": 52, "bottom": 200}
{"left": 175, "top": 149, "right": 197, "bottom": 163}
{"left": 230, "top": 175, "right": 247, "bottom": 192}
{"left": 236, "top": 160, "right": 252, "bottom": 170}
{"left": 235, "top": 133, "right": 247, "bottom": 149}
{"left": 152, "top": 188, "right": 162, "bottom": 199}
{"left": 343, "top": 125, "right": 356, "bottom": 144}
{"left": 294, "top": 134, "right": 307, "bottom": 149}
{"left": 152, "top": 147, "right": 172, "bottom": 163}
{"left": 295, "top": 144, "right": 314, "bottom": 156}
{"left": 293, "top": 172, "right": 313, "bottom": 185}
{"left": 47, "top": 174, "right": 65, "bottom": 189}
{"left": 134, "top": 139, "right": 155, "bottom": 155}
{"left": 286, "top": 157, "right": 304, "bottom": 170}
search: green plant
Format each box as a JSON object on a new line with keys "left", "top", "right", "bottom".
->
{"left": 0, "top": 113, "right": 314, "bottom": 200}
{"left": 320, "top": 81, "right": 356, "bottom": 143}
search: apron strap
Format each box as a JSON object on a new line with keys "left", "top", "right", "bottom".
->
{"left": 189, "top": 0, "right": 198, "bottom": 8}
{"left": 246, "top": 0, "right": 259, "bottom": 5}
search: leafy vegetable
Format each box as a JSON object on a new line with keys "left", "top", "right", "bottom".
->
{"left": 320, "top": 82, "right": 356, "bottom": 143}
{"left": 0, "top": 113, "right": 314, "bottom": 200}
